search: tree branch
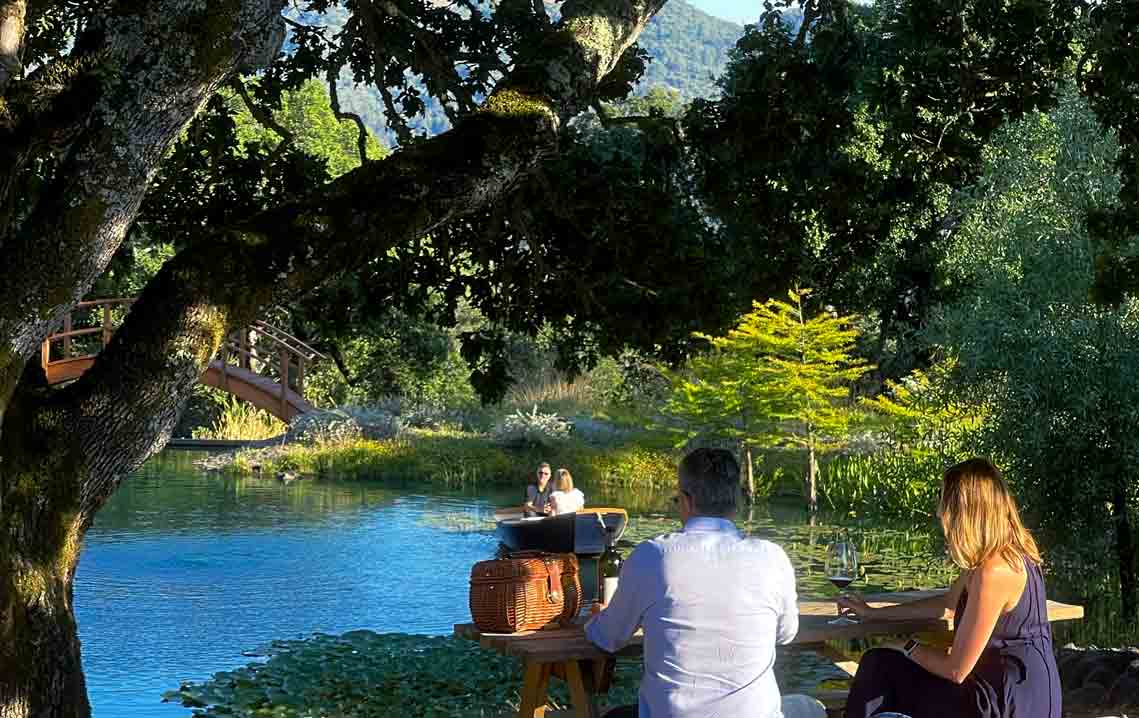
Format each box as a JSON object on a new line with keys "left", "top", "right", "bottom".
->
{"left": 232, "top": 74, "right": 294, "bottom": 162}
{"left": 66, "top": 0, "right": 670, "bottom": 513}
{"left": 325, "top": 67, "right": 371, "bottom": 165}
{"left": 366, "top": 0, "right": 480, "bottom": 116}
{"left": 794, "top": 0, "right": 817, "bottom": 51}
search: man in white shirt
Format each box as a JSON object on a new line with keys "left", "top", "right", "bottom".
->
{"left": 585, "top": 448, "right": 825, "bottom": 718}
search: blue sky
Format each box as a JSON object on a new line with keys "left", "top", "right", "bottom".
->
{"left": 687, "top": 0, "right": 754, "bottom": 25}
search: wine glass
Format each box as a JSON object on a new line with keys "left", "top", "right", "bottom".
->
{"left": 825, "top": 540, "right": 859, "bottom": 625}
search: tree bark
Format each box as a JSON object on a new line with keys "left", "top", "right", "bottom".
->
{"left": 807, "top": 441, "right": 819, "bottom": 513}
{"left": 0, "top": 389, "right": 89, "bottom": 718}
{"left": 1112, "top": 481, "right": 1137, "bottom": 621}
{"left": 0, "top": 569, "right": 88, "bottom": 718}
{"left": 0, "top": 0, "right": 24, "bottom": 93}
{"left": 741, "top": 440, "right": 755, "bottom": 503}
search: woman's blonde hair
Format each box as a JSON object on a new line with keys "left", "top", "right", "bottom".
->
{"left": 555, "top": 468, "right": 574, "bottom": 493}
{"left": 938, "top": 457, "right": 1041, "bottom": 571}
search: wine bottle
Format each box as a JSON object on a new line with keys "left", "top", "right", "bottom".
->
{"left": 599, "top": 527, "right": 622, "bottom": 605}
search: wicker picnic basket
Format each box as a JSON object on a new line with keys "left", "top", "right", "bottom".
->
{"left": 469, "top": 551, "right": 581, "bottom": 633}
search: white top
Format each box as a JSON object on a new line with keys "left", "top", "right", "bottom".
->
{"left": 548, "top": 488, "right": 584, "bottom": 515}
{"left": 585, "top": 517, "right": 799, "bottom": 718}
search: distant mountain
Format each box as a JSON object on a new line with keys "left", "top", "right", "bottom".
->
{"left": 637, "top": 0, "right": 744, "bottom": 99}
{"left": 293, "top": 1, "right": 755, "bottom": 144}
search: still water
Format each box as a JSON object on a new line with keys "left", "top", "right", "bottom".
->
{"left": 76, "top": 451, "right": 955, "bottom": 717}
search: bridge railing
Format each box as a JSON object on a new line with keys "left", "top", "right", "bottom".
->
{"left": 41, "top": 298, "right": 326, "bottom": 415}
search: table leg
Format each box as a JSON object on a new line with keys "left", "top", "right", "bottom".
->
{"left": 565, "top": 660, "right": 601, "bottom": 718}
{"left": 591, "top": 657, "right": 615, "bottom": 694}
{"left": 519, "top": 660, "right": 553, "bottom": 718}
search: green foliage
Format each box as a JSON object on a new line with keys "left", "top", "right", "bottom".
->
{"left": 233, "top": 79, "right": 387, "bottom": 176}
{"left": 822, "top": 451, "right": 944, "bottom": 519}
{"left": 301, "top": 313, "right": 477, "bottom": 413}
{"left": 191, "top": 396, "right": 286, "bottom": 442}
{"left": 233, "top": 430, "right": 679, "bottom": 491}
{"left": 932, "top": 83, "right": 1139, "bottom": 616}
{"left": 663, "top": 289, "right": 871, "bottom": 452}
{"left": 1078, "top": 0, "right": 1139, "bottom": 303}
{"left": 684, "top": 0, "right": 1081, "bottom": 378}
{"left": 299, "top": 1, "right": 744, "bottom": 144}
{"left": 860, "top": 361, "right": 982, "bottom": 455}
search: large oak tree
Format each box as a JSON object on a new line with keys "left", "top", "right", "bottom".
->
{"left": 0, "top": 1, "right": 679, "bottom": 715}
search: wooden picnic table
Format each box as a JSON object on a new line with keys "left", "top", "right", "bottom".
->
{"left": 454, "top": 590, "right": 1084, "bottom": 718}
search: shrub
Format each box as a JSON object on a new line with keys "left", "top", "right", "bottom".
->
{"left": 493, "top": 405, "right": 572, "bottom": 449}
{"left": 192, "top": 396, "right": 286, "bottom": 441}
{"left": 288, "top": 406, "right": 401, "bottom": 444}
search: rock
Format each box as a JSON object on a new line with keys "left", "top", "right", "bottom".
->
{"left": 1107, "top": 660, "right": 1139, "bottom": 708}
{"left": 1060, "top": 648, "right": 1139, "bottom": 691}
{"left": 1065, "top": 682, "right": 1110, "bottom": 710}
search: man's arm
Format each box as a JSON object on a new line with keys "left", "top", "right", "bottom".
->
{"left": 774, "top": 545, "right": 799, "bottom": 645}
{"left": 585, "top": 544, "right": 652, "bottom": 652}
{"left": 523, "top": 485, "right": 538, "bottom": 512}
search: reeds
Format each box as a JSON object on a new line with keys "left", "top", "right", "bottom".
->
{"left": 192, "top": 396, "right": 286, "bottom": 441}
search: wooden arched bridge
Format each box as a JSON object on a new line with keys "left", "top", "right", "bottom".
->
{"left": 40, "top": 298, "right": 326, "bottom": 421}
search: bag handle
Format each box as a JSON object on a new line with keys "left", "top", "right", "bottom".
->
{"left": 505, "top": 551, "right": 564, "bottom": 603}
{"left": 545, "top": 558, "right": 563, "bottom": 603}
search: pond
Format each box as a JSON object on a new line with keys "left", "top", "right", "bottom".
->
{"left": 76, "top": 451, "right": 959, "bottom": 718}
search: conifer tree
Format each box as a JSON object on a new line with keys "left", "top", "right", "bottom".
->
{"left": 663, "top": 288, "right": 871, "bottom": 509}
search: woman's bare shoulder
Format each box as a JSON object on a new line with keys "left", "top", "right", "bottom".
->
{"left": 971, "top": 556, "right": 1027, "bottom": 597}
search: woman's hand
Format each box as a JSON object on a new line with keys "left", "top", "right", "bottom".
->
{"left": 836, "top": 593, "right": 877, "bottom": 620}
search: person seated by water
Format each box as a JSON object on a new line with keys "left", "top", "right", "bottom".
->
{"left": 584, "top": 447, "right": 826, "bottom": 718}
{"left": 548, "top": 468, "right": 585, "bottom": 515}
{"left": 522, "top": 462, "right": 554, "bottom": 517}
{"left": 838, "top": 457, "right": 1061, "bottom": 718}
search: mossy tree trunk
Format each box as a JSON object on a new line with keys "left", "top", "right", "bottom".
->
{"left": 0, "top": 0, "right": 666, "bottom": 715}
{"left": 0, "top": 388, "right": 90, "bottom": 718}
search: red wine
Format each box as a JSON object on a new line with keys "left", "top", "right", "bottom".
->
{"left": 828, "top": 576, "right": 854, "bottom": 590}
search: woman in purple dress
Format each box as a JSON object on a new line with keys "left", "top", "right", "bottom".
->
{"left": 839, "top": 458, "right": 1061, "bottom": 718}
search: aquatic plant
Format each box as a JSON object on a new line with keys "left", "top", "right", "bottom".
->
{"left": 163, "top": 632, "right": 641, "bottom": 718}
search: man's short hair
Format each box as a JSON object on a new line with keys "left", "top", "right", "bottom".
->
{"left": 537, "top": 462, "right": 551, "bottom": 472}
{"left": 678, "top": 448, "right": 740, "bottom": 517}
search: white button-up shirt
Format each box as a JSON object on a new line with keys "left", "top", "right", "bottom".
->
{"left": 585, "top": 516, "right": 799, "bottom": 718}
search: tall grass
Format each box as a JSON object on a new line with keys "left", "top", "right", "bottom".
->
{"left": 503, "top": 368, "right": 605, "bottom": 417}
{"left": 192, "top": 396, "right": 286, "bottom": 441}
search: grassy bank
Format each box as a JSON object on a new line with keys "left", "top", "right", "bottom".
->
{"left": 233, "top": 428, "right": 681, "bottom": 491}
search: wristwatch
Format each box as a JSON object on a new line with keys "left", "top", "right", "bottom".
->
{"left": 903, "top": 638, "right": 920, "bottom": 657}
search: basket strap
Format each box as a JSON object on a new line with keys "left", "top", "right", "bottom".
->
{"left": 545, "top": 558, "right": 563, "bottom": 603}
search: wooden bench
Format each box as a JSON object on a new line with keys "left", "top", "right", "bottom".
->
{"left": 456, "top": 590, "right": 1084, "bottom": 718}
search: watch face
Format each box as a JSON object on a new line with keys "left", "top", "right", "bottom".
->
{"left": 903, "top": 639, "right": 919, "bottom": 654}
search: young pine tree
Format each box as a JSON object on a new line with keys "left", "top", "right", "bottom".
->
{"left": 664, "top": 288, "right": 871, "bottom": 509}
